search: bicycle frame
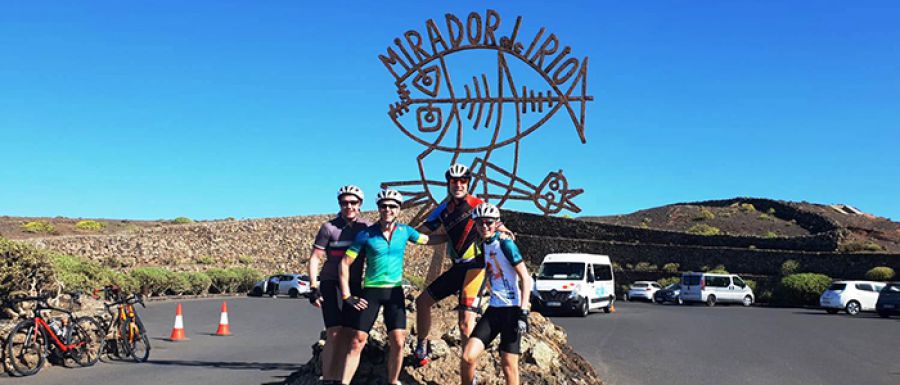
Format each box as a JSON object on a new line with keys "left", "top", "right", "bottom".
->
{"left": 31, "top": 316, "right": 84, "bottom": 353}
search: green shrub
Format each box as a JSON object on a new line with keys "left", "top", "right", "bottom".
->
{"left": 52, "top": 254, "right": 108, "bottom": 293}
{"left": 103, "top": 271, "right": 139, "bottom": 293}
{"left": 780, "top": 259, "right": 800, "bottom": 276}
{"left": 662, "top": 263, "right": 680, "bottom": 273}
{"left": 777, "top": 273, "right": 832, "bottom": 306}
{"left": 206, "top": 268, "right": 240, "bottom": 293}
{"left": 757, "top": 213, "right": 773, "bottom": 221}
{"left": 168, "top": 272, "right": 193, "bottom": 295}
{"left": 740, "top": 203, "right": 756, "bottom": 212}
{"left": 238, "top": 255, "right": 255, "bottom": 265}
{"left": 184, "top": 272, "right": 212, "bottom": 295}
{"left": 687, "top": 224, "right": 720, "bottom": 236}
{"left": 657, "top": 276, "right": 680, "bottom": 287}
{"left": 173, "top": 217, "right": 193, "bottom": 224}
{"left": 707, "top": 265, "right": 728, "bottom": 274}
{"left": 634, "top": 262, "right": 656, "bottom": 272}
{"left": 839, "top": 241, "right": 886, "bottom": 253}
{"left": 21, "top": 221, "right": 55, "bottom": 234}
{"left": 766, "top": 207, "right": 776, "bottom": 215}
{"left": 130, "top": 267, "right": 174, "bottom": 296}
{"left": 693, "top": 208, "right": 715, "bottom": 221}
{"left": 744, "top": 279, "right": 758, "bottom": 293}
{"left": 75, "top": 220, "right": 106, "bottom": 231}
{"left": 195, "top": 255, "right": 215, "bottom": 265}
{"left": 639, "top": 222, "right": 649, "bottom": 229}
{"left": 612, "top": 262, "right": 623, "bottom": 271}
{"left": 230, "top": 267, "right": 263, "bottom": 292}
{"left": 865, "top": 266, "right": 896, "bottom": 281}
{"left": 764, "top": 231, "right": 778, "bottom": 238}
{"left": 1, "top": 238, "right": 59, "bottom": 297}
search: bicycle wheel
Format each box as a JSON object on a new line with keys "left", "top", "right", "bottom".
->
{"left": 126, "top": 316, "right": 151, "bottom": 363}
{"left": 69, "top": 316, "right": 103, "bottom": 367}
{"left": 5, "top": 319, "right": 46, "bottom": 376}
{"left": 117, "top": 315, "right": 134, "bottom": 359}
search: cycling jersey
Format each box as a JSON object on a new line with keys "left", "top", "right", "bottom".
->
{"left": 482, "top": 233, "right": 524, "bottom": 308}
{"left": 423, "top": 195, "right": 484, "bottom": 264}
{"left": 345, "top": 223, "right": 426, "bottom": 288}
{"left": 313, "top": 215, "right": 373, "bottom": 283}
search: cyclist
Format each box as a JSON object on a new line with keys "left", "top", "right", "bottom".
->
{"left": 338, "top": 189, "right": 442, "bottom": 385}
{"left": 461, "top": 203, "right": 532, "bottom": 385}
{"left": 307, "top": 185, "right": 372, "bottom": 385}
{"left": 413, "top": 163, "right": 512, "bottom": 366}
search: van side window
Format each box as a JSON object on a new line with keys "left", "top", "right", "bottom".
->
{"left": 706, "top": 276, "right": 729, "bottom": 287}
{"left": 593, "top": 264, "right": 613, "bottom": 281}
{"left": 733, "top": 276, "right": 746, "bottom": 288}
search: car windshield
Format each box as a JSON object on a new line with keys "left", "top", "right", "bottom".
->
{"left": 827, "top": 283, "right": 846, "bottom": 291}
{"left": 537, "top": 262, "right": 585, "bottom": 280}
{"left": 885, "top": 284, "right": 900, "bottom": 293}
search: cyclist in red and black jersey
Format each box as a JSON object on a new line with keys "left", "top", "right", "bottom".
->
{"left": 413, "top": 163, "right": 513, "bottom": 366}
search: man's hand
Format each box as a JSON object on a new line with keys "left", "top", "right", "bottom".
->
{"left": 343, "top": 294, "right": 368, "bottom": 311}
{"left": 517, "top": 308, "right": 530, "bottom": 334}
{"left": 308, "top": 287, "right": 323, "bottom": 307}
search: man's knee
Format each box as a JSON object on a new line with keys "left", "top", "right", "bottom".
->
{"left": 349, "top": 332, "right": 368, "bottom": 351}
{"left": 388, "top": 331, "right": 406, "bottom": 348}
{"left": 416, "top": 292, "right": 435, "bottom": 308}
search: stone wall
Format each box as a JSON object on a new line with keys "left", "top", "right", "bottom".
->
{"left": 503, "top": 210, "right": 840, "bottom": 252}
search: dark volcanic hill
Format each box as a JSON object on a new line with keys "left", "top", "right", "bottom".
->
{"left": 581, "top": 197, "right": 900, "bottom": 253}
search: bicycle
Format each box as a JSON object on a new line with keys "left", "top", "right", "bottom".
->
{"left": 93, "top": 286, "right": 151, "bottom": 363}
{"left": 4, "top": 292, "right": 103, "bottom": 377}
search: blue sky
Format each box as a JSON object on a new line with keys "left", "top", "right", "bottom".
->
{"left": 1, "top": 1, "right": 898, "bottom": 220}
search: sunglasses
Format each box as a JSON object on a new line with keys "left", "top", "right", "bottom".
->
{"left": 339, "top": 200, "right": 360, "bottom": 207}
{"left": 378, "top": 203, "right": 400, "bottom": 210}
{"left": 476, "top": 220, "right": 497, "bottom": 227}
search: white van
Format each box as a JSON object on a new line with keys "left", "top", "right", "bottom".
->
{"left": 680, "top": 272, "right": 754, "bottom": 306}
{"left": 532, "top": 253, "right": 616, "bottom": 316}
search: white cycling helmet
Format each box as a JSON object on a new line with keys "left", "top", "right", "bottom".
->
{"left": 445, "top": 163, "right": 472, "bottom": 180}
{"left": 376, "top": 189, "right": 403, "bottom": 205}
{"left": 472, "top": 203, "right": 501, "bottom": 220}
{"left": 337, "top": 185, "right": 365, "bottom": 201}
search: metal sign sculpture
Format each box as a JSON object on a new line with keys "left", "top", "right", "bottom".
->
{"left": 379, "top": 9, "right": 593, "bottom": 224}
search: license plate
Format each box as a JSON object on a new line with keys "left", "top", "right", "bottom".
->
{"left": 546, "top": 301, "right": 561, "bottom": 307}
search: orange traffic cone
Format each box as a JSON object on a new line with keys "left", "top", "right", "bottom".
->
{"left": 609, "top": 303, "right": 616, "bottom": 313}
{"left": 215, "top": 301, "right": 231, "bottom": 336}
{"left": 169, "top": 303, "right": 187, "bottom": 341}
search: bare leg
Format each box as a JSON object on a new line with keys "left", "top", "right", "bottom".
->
{"left": 461, "top": 337, "right": 485, "bottom": 385}
{"left": 387, "top": 329, "right": 407, "bottom": 384}
{"left": 341, "top": 330, "right": 369, "bottom": 385}
{"left": 459, "top": 309, "right": 477, "bottom": 338}
{"left": 322, "top": 326, "right": 343, "bottom": 381}
{"left": 501, "top": 352, "right": 520, "bottom": 385}
{"left": 415, "top": 292, "right": 436, "bottom": 342}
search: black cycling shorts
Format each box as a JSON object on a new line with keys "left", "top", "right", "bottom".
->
{"left": 342, "top": 287, "right": 406, "bottom": 333}
{"left": 426, "top": 261, "right": 486, "bottom": 312}
{"left": 471, "top": 306, "right": 522, "bottom": 354}
{"left": 319, "top": 280, "right": 362, "bottom": 328}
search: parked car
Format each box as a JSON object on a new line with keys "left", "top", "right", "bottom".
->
{"left": 250, "top": 274, "right": 311, "bottom": 298}
{"left": 680, "top": 272, "right": 754, "bottom": 307}
{"left": 626, "top": 281, "right": 662, "bottom": 302}
{"left": 532, "top": 253, "right": 616, "bottom": 317}
{"left": 819, "top": 280, "right": 886, "bottom": 316}
{"left": 876, "top": 282, "right": 900, "bottom": 318}
{"left": 653, "top": 283, "right": 682, "bottom": 304}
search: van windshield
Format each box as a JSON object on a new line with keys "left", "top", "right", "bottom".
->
{"left": 538, "top": 262, "right": 585, "bottom": 280}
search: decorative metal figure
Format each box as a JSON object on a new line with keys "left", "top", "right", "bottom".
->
{"left": 379, "top": 10, "right": 593, "bottom": 224}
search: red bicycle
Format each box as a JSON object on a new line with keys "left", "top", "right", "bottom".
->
{"left": 3, "top": 293, "right": 103, "bottom": 376}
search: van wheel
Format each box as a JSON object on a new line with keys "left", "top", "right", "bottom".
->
{"left": 742, "top": 295, "right": 753, "bottom": 307}
{"left": 578, "top": 300, "right": 589, "bottom": 317}
{"left": 289, "top": 289, "right": 299, "bottom": 298}
{"left": 845, "top": 300, "right": 861, "bottom": 316}
{"left": 706, "top": 295, "right": 717, "bottom": 307}
{"left": 251, "top": 287, "right": 263, "bottom": 297}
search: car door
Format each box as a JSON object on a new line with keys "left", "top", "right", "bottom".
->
{"left": 731, "top": 275, "right": 750, "bottom": 302}
{"left": 278, "top": 275, "right": 294, "bottom": 294}
{"left": 584, "top": 264, "right": 597, "bottom": 306}
{"left": 855, "top": 283, "right": 877, "bottom": 310}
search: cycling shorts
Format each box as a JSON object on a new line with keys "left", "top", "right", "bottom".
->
{"left": 425, "top": 261, "right": 486, "bottom": 312}
{"left": 471, "top": 306, "right": 522, "bottom": 354}
{"left": 342, "top": 287, "right": 407, "bottom": 333}
{"left": 319, "top": 280, "right": 362, "bottom": 328}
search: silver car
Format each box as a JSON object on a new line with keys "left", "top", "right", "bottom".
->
{"left": 250, "top": 274, "right": 311, "bottom": 298}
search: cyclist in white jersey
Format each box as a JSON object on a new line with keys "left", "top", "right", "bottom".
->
{"left": 460, "top": 203, "right": 533, "bottom": 385}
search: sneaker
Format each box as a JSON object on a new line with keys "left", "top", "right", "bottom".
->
{"left": 414, "top": 339, "right": 430, "bottom": 366}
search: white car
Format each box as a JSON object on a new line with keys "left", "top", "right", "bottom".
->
{"left": 819, "top": 280, "right": 886, "bottom": 316}
{"left": 250, "top": 274, "right": 311, "bottom": 298}
{"left": 680, "top": 272, "right": 755, "bottom": 306}
{"left": 626, "top": 281, "right": 662, "bottom": 302}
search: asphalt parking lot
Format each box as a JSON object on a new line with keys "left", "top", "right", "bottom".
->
{"left": 550, "top": 301, "right": 900, "bottom": 385}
